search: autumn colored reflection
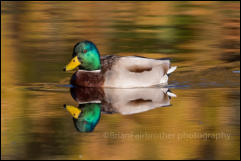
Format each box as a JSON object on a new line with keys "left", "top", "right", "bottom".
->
{"left": 1, "top": 1, "right": 240, "bottom": 160}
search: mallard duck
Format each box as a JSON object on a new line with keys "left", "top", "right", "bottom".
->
{"left": 64, "top": 41, "right": 177, "bottom": 88}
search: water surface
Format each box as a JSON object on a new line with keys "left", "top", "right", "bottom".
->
{"left": 1, "top": 1, "right": 240, "bottom": 160}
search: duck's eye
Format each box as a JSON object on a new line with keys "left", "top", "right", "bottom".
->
{"left": 83, "top": 49, "right": 87, "bottom": 54}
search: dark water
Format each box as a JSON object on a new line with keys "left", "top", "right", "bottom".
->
{"left": 1, "top": 1, "right": 240, "bottom": 160}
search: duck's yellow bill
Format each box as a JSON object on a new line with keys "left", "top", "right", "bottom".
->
{"left": 64, "top": 56, "right": 81, "bottom": 71}
{"left": 65, "top": 105, "right": 81, "bottom": 119}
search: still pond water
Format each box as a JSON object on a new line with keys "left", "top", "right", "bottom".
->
{"left": 1, "top": 1, "right": 240, "bottom": 160}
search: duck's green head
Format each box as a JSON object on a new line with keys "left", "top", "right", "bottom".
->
{"left": 64, "top": 41, "right": 101, "bottom": 71}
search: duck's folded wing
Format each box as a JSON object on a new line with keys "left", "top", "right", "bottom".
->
{"left": 103, "top": 56, "right": 176, "bottom": 88}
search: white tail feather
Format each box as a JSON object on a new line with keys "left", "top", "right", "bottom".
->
{"left": 167, "top": 66, "right": 177, "bottom": 75}
{"left": 167, "top": 91, "right": 177, "bottom": 97}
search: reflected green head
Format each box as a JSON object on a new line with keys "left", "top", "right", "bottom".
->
{"left": 73, "top": 103, "right": 101, "bottom": 132}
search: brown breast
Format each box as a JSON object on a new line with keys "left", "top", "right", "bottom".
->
{"left": 70, "top": 70, "right": 104, "bottom": 87}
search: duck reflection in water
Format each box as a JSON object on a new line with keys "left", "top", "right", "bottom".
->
{"left": 64, "top": 87, "right": 176, "bottom": 132}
